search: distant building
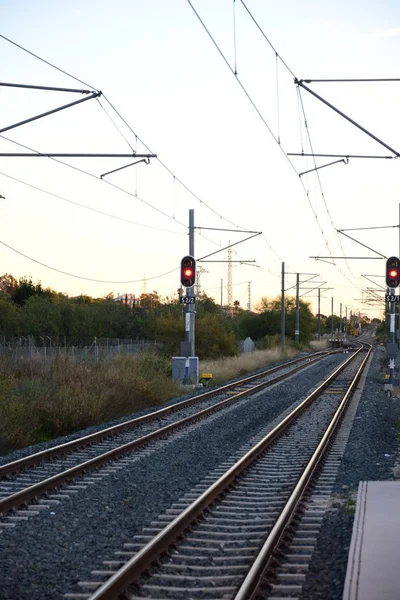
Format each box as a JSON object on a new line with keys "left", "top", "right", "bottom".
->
{"left": 115, "top": 293, "right": 136, "bottom": 309}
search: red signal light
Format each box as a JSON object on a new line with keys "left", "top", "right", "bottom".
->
{"left": 386, "top": 256, "right": 400, "bottom": 288}
{"left": 180, "top": 255, "right": 196, "bottom": 288}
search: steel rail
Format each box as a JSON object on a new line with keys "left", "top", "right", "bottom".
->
{"left": 0, "top": 352, "right": 333, "bottom": 515}
{"left": 234, "top": 342, "right": 372, "bottom": 599}
{"left": 85, "top": 346, "right": 364, "bottom": 600}
{"left": 0, "top": 351, "right": 332, "bottom": 478}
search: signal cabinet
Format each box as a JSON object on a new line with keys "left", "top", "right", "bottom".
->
{"left": 172, "top": 356, "right": 199, "bottom": 384}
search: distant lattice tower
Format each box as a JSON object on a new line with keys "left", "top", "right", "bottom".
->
{"left": 247, "top": 281, "right": 251, "bottom": 312}
{"left": 196, "top": 266, "right": 208, "bottom": 296}
{"left": 227, "top": 243, "right": 233, "bottom": 307}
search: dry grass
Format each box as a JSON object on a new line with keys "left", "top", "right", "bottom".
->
{"left": 200, "top": 347, "right": 301, "bottom": 385}
{"left": 0, "top": 341, "right": 327, "bottom": 454}
{"left": 0, "top": 354, "right": 181, "bottom": 454}
{"left": 309, "top": 339, "right": 329, "bottom": 352}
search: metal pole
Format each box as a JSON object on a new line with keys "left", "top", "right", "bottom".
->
{"left": 183, "top": 209, "right": 195, "bottom": 385}
{"left": 340, "top": 302, "right": 342, "bottom": 335}
{"left": 183, "top": 289, "right": 191, "bottom": 384}
{"left": 317, "top": 288, "right": 321, "bottom": 340}
{"left": 390, "top": 288, "right": 396, "bottom": 386}
{"left": 220, "top": 278, "right": 223, "bottom": 315}
{"left": 344, "top": 306, "right": 347, "bottom": 339}
{"left": 295, "top": 273, "right": 300, "bottom": 344}
{"left": 189, "top": 209, "right": 195, "bottom": 358}
{"left": 281, "top": 262, "right": 285, "bottom": 352}
{"left": 331, "top": 297, "right": 334, "bottom": 338}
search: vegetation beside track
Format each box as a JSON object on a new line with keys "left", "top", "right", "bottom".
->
{"left": 200, "top": 340, "right": 327, "bottom": 384}
{"left": 0, "top": 354, "right": 180, "bottom": 454}
{"left": 0, "top": 341, "right": 328, "bottom": 455}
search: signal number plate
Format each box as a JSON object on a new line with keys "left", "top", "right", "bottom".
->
{"left": 180, "top": 296, "right": 196, "bottom": 304}
{"left": 385, "top": 294, "right": 400, "bottom": 302}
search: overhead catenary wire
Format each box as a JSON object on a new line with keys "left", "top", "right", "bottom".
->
{"left": 238, "top": 0, "right": 372, "bottom": 289}
{"left": 0, "top": 33, "right": 251, "bottom": 238}
{"left": 0, "top": 130, "right": 255, "bottom": 265}
{"left": 0, "top": 34, "right": 99, "bottom": 92}
{"left": 0, "top": 237, "right": 179, "bottom": 285}
{"left": 296, "top": 90, "right": 358, "bottom": 282}
{"left": 233, "top": 0, "right": 238, "bottom": 76}
{"left": 95, "top": 98, "right": 135, "bottom": 153}
{"left": 0, "top": 131, "right": 186, "bottom": 226}
{"left": 0, "top": 25, "right": 351, "bottom": 295}
{"left": 101, "top": 94, "right": 251, "bottom": 233}
{"left": 0, "top": 170, "right": 186, "bottom": 235}
{"left": 275, "top": 54, "right": 281, "bottom": 145}
{"left": 0, "top": 37, "right": 264, "bottom": 270}
{"left": 186, "top": 0, "right": 361, "bottom": 292}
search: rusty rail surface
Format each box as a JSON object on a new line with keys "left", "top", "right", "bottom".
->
{"left": 234, "top": 342, "right": 372, "bottom": 599}
{"left": 0, "top": 350, "right": 334, "bottom": 514}
{"left": 85, "top": 345, "right": 367, "bottom": 600}
{"left": 0, "top": 350, "right": 332, "bottom": 479}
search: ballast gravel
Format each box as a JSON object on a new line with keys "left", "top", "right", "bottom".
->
{"left": 299, "top": 345, "right": 400, "bottom": 600}
{"left": 0, "top": 348, "right": 397, "bottom": 600}
{"left": 0, "top": 353, "right": 342, "bottom": 600}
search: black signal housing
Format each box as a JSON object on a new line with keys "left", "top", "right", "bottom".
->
{"left": 386, "top": 256, "right": 400, "bottom": 288}
{"left": 180, "top": 255, "right": 196, "bottom": 288}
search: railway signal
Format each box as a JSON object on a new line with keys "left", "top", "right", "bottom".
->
{"left": 385, "top": 256, "right": 400, "bottom": 288}
{"left": 180, "top": 255, "right": 196, "bottom": 288}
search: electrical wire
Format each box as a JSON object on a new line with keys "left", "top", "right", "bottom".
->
{"left": 0, "top": 33, "right": 251, "bottom": 237}
{"left": 101, "top": 94, "right": 251, "bottom": 232}
{"left": 0, "top": 34, "right": 99, "bottom": 92}
{"left": 1, "top": 27, "right": 327, "bottom": 288}
{"left": 239, "top": 1, "right": 296, "bottom": 78}
{"left": 233, "top": 0, "right": 238, "bottom": 76}
{"left": 187, "top": 0, "right": 361, "bottom": 292}
{"left": 275, "top": 53, "right": 281, "bottom": 145}
{"left": 297, "top": 90, "right": 358, "bottom": 283}
{"left": 0, "top": 237, "right": 179, "bottom": 284}
{"left": 0, "top": 131, "right": 247, "bottom": 258}
{"left": 186, "top": 0, "right": 280, "bottom": 146}
{"left": 0, "top": 169, "right": 185, "bottom": 234}
{"left": 95, "top": 98, "right": 135, "bottom": 152}
{"left": 0, "top": 133, "right": 187, "bottom": 226}
{"left": 237, "top": 1, "right": 366, "bottom": 291}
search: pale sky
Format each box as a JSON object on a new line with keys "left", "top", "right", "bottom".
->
{"left": 1, "top": 0, "right": 400, "bottom": 320}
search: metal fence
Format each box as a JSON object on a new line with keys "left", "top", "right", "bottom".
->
{"left": 0, "top": 337, "right": 160, "bottom": 362}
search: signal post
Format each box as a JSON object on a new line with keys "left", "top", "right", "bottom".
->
{"left": 385, "top": 256, "right": 400, "bottom": 395}
{"left": 179, "top": 255, "right": 195, "bottom": 383}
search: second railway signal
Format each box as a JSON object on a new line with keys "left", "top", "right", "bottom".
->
{"left": 386, "top": 256, "right": 400, "bottom": 288}
{"left": 181, "top": 255, "right": 196, "bottom": 288}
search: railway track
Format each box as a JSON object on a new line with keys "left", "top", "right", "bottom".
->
{"left": 0, "top": 350, "right": 334, "bottom": 518}
{"left": 62, "top": 342, "right": 371, "bottom": 600}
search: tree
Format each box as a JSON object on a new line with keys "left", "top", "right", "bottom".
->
{"left": 139, "top": 291, "right": 160, "bottom": 310}
{"left": 20, "top": 296, "right": 62, "bottom": 339}
{"left": 12, "top": 277, "right": 55, "bottom": 306}
{"left": 196, "top": 293, "right": 220, "bottom": 316}
{"left": 0, "top": 273, "right": 18, "bottom": 295}
{"left": 0, "top": 296, "right": 20, "bottom": 339}
{"left": 196, "top": 314, "right": 238, "bottom": 358}
{"left": 155, "top": 314, "right": 183, "bottom": 355}
{"left": 89, "top": 300, "right": 132, "bottom": 338}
